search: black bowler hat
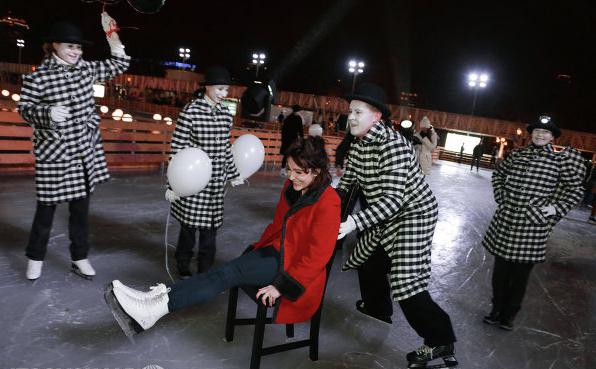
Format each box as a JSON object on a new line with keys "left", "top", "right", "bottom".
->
{"left": 345, "top": 83, "right": 391, "bottom": 118}
{"left": 43, "top": 21, "right": 91, "bottom": 45}
{"left": 526, "top": 116, "right": 561, "bottom": 138}
{"left": 291, "top": 104, "right": 302, "bottom": 112}
{"left": 202, "top": 65, "right": 232, "bottom": 86}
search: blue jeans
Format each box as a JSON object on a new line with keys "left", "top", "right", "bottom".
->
{"left": 168, "top": 246, "right": 280, "bottom": 312}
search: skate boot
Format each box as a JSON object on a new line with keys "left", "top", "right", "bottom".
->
{"left": 112, "top": 280, "right": 170, "bottom": 331}
{"left": 26, "top": 259, "right": 43, "bottom": 281}
{"left": 71, "top": 259, "right": 96, "bottom": 280}
{"left": 407, "top": 343, "right": 458, "bottom": 368}
{"left": 483, "top": 310, "right": 500, "bottom": 325}
{"left": 498, "top": 316, "right": 515, "bottom": 331}
{"left": 104, "top": 283, "right": 143, "bottom": 342}
{"left": 112, "top": 280, "right": 169, "bottom": 301}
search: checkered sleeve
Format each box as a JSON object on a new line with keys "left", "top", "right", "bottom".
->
{"left": 492, "top": 151, "right": 514, "bottom": 204}
{"left": 17, "top": 74, "right": 54, "bottom": 129}
{"left": 336, "top": 153, "right": 356, "bottom": 193}
{"left": 225, "top": 128, "right": 241, "bottom": 179}
{"left": 551, "top": 148, "right": 584, "bottom": 216}
{"left": 352, "top": 141, "right": 407, "bottom": 230}
{"left": 170, "top": 107, "right": 193, "bottom": 158}
{"left": 88, "top": 54, "right": 131, "bottom": 82}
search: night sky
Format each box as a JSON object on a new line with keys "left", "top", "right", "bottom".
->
{"left": 1, "top": 0, "right": 594, "bottom": 133}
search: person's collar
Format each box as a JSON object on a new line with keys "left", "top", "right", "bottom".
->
{"left": 283, "top": 176, "right": 331, "bottom": 210}
{"left": 51, "top": 53, "right": 80, "bottom": 69}
{"left": 204, "top": 95, "right": 223, "bottom": 110}
{"left": 529, "top": 142, "right": 554, "bottom": 152}
{"left": 359, "top": 121, "right": 385, "bottom": 144}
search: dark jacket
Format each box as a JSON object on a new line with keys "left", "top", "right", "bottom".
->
{"left": 280, "top": 113, "right": 303, "bottom": 154}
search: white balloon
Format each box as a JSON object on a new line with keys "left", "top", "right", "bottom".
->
{"left": 167, "top": 148, "right": 212, "bottom": 197}
{"left": 232, "top": 134, "right": 265, "bottom": 178}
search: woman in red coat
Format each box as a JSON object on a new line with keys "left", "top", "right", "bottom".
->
{"left": 104, "top": 136, "right": 341, "bottom": 335}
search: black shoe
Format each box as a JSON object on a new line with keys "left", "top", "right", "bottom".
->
{"left": 406, "top": 343, "right": 456, "bottom": 365}
{"left": 498, "top": 317, "right": 514, "bottom": 331}
{"left": 178, "top": 267, "right": 192, "bottom": 280}
{"left": 483, "top": 311, "right": 500, "bottom": 325}
{"left": 355, "top": 300, "right": 392, "bottom": 324}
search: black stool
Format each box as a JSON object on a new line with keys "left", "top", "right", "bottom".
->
{"left": 224, "top": 251, "right": 336, "bottom": 369}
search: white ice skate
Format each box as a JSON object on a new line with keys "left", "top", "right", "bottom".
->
{"left": 112, "top": 280, "right": 169, "bottom": 301}
{"left": 26, "top": 259, "right": 43, "bottom": 281}
{"left": 112, "top": 281, "right": 170, "bottom": 331}
{"left": 71, "top": 259, "right": 96, "bottom": 280}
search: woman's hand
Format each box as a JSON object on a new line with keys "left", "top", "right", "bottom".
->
{"left": 256, "top": 285, "right": 281, "bottom": 307}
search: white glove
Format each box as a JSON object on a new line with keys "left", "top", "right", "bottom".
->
{"left": 337, "top": 215, "right": 357, "bottom": 240}
{"left": 165, "top": 189, "right": 180, "bottom": 203}
{"left": 50, "top": 106, "right": 70, "bottom": 123}
{"left": 230, "top": 177, "right": 245, "bottom": 187}
{"left": 541, "top": 204, "right": 557, "bottom": 217}
{"left": 101, "top": 12, "right": 125, "bottom": 55}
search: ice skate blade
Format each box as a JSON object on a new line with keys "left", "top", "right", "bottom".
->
{"left": 71, "top": 265, "right": 94, "bottom": 280}
{"left": 408, "top": 356, "right": 458, "bottom": 368}
{"left": 103, "top": 283, "right": 143, "bottom": 342}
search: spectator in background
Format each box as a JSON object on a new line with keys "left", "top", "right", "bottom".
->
{"left": 280, "top": 104, "right": 304, "bottom": 177}
{"left": 471, "top": 140, "right": 485, "bottom": 172}
{"left": 490, "top": 146, "right": 498, "bottom": 168}
{"left": 458, "top": 143, "right": 465, "bottom": 163}
{"left": 413, "top": 117, "right": 438, "bottom": 175}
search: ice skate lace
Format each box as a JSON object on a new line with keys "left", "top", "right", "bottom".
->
{"left": 415, "top": 345, "right": 434, "bottom": 359}
{"left": 125, "top": 286, "right": 171, "bottom": 308}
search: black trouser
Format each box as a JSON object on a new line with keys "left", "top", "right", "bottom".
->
{"left": 176, "top": 224, "right": 218, "bottom": 273}
{"left": 336, "top": 184, "right": 367, "bottom": 249}
{"left": 490, "top": 255, "right": 534, "bottom": 320}
{"left": 471, "top": 157, "right": 481, "bottom": 170}
{"left": 26, "top": 197, "right": 91, "bottom": 261}
{"left": 358, "top": 247, "right": 456, "bottom": 346}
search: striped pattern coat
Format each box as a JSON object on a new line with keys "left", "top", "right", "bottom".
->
{"left": 483, "top": 144, "right": 584, "bottom": 263}
{"left": 170, "top": 97, "right": 241, "bottom": 228}
{"left": 337, "top": 122, "right": 438, "bottom": 301}
{"left": 18, "top": 54, "right": 130, "bottom": 205}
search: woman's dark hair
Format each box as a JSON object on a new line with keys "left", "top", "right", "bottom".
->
{"left": 286, "top": 136, "right": 331, "bottom": 191}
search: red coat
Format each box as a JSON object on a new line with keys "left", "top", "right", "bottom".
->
{"left": 253, "top": 180, "right": 341, "bottom": 323}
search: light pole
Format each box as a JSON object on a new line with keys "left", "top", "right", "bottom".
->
{"left": 252, "top": 52, "right": 266, "bottom": 78}
{"left": 467, "top": 72, "right": 489, "bottom": 115}
{"left": 348, "top": 60, "right": 364, "bottom": 94}
{"left": 16, "top": 39, "right": 25, "bottom": 64}
{"left": 178, "top": 47, "right": 190, "bottom": 68}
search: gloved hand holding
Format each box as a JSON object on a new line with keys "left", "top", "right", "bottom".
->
{"left": 337, "top": 215, "right": 357, "bottom": 240}
{"left": 165, "top": 189, "right": 180, "bottom": 203}
{"left": 230, "top": 177, "right": 245, "bottom": 187}
{"left": 541, "top": 204, "right": 557, "bottom": 217}
{"left": 101, "top": 12, "right": 125, "bottom": 55}
{"left": 50, "top": 106, "right": 70, "bottom": 123}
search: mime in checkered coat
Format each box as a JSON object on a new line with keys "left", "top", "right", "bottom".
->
{"left": 165, "top": 66, "right": 243, "bottom": 279}
{"left": 336, "top": 83, "right": 457, "bottom": 367}
{"left": 18, "top": 13, "right": 130, "bottom": 281}
{"left": 482, "top": 117, "right": 585, "bottom": 330}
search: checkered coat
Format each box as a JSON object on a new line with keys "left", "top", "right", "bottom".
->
{"left": 483, "top": 144, "right": 584, "bottom": 263}
{"left": 337, "top": 122, "right": 438, "bottom": 301}
{"left": 169, "top": 96, "right": 241, "bottom": 228}
{"left": 18, "top": 54, "right": 130, "bottom": 205}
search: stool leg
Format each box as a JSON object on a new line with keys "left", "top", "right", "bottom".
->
{"left": 285, "top": 324, "right": 294, "bottom": 338}
{"left": 309, "top": 310, "right": 322, "bottom": 360}
{"left": 225, "top": 287, "right": 239, "bottom": 342}
{"left": 250, "top": 303, "right": 267, "bottom": 369}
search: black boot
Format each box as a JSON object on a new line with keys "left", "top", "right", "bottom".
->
{"left": 499, "top": 315, "right": 515, "bottom": 331}
{"left": 483, "top": 310, "right": 500, "bottom": 325}
{"left": 177, "top": 263, "right": 192, "bottom": 280}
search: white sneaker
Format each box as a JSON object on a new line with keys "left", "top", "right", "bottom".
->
{"left": 26, "top": 259, "right": 43, "bottom": 280}
{"left": 71, "top": 259, "right": 96, "bottom": 278}
{"left": 112, "top": 280, "right": 169, "bottom": 301}
{"left": 112, "top": 283, "right": 170, "bottom": 330}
